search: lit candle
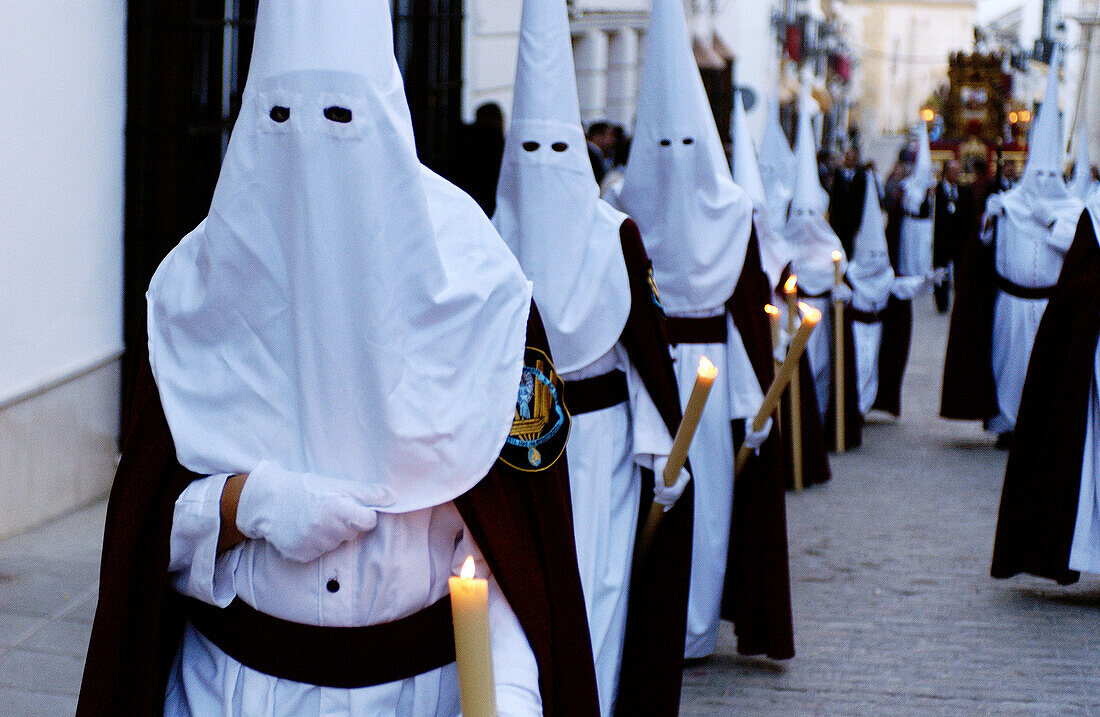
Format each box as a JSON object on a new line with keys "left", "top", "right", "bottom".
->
{"left": 736, "top": 303, "right": 823, "bottom": 475}
{"left": 765, "top": 304, "right": 781, "bottom": 355}
{"left": 663, "top": 356, "right": 718, "bottom": 486}
{"left": 449, "top": 556, "right": 497, "bottom": 717}
{"left": 782, "top": 275, "right": 803, "bottom": 490}
{"left": 831, "top": 250, "right": 846, "bottom": 453}
{"left": 637, "top": 357, "right": 719, "bottom": 560}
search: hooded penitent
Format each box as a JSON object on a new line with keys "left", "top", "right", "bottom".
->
{"left": 733, "top": 90, "right": 792, "bottom": 289}
{"left": 759, "top": 95, "right": 797, "bottom": 232}
{"left": 990, "top": 46, "right": 1083, "bottom": 236}
{"left": 493, "top": 0, "right": 630, "bottom": 375}
{"left": 848, "top": 170, "right": 895, "bottom": 306}
{"left": 146, "top": 0, "right": 533, "bottom": 513}
{"left": 610, "top": 0, "right": 753, "bottom": 313}
{"left": 903, "top": 122, "right": 935, "bottom": 210}
{"left": 786, "top": 83, "right": 846, "bottom": 296}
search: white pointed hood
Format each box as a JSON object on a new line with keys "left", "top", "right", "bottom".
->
{"left": 146, "top": 0, "right": 532, "bottom": 513}
{"left": 1070, "top": 126, "right": 1093, "bottom": 200}
{"left": 903, "top": 122, "right": 935, "bottom": 206}
{"left": 759, "top": 95, "right": 796, "bottom": 231}
{"left": 990, "top": 46, "right": 1084, "bottom": 240}
{"left": 494, "top": 0, "right": 630, "bottom": 374}
{"left": 847, "top": 170, "right": 895, "bottom": 304}
{"left": 786, "top": 83, "right": 844, "bottom": 296}
{"left": 608, "top": 0, "right": 753, "bottom": 312}
{"left": 733, "top": 91, "right": 791, "bottom": 288}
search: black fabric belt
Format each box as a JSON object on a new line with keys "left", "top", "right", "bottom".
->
{"left": 850, "top": 306, "right": 885, "bottom": 324}
{"left": 666, "top": 314, "right": 727, "bottom": 345}
{"left": 796, "top": 288, "right": 831, "bottom": 300}
{"left": 565, "top": 370, "right": 628, "bottom": 415}
{"left": 904, "top": 210, "right": 930, "bottom": 219}
{"left": 186, "top": 595, "right": 456, "bottom": 688}
{"left": 995, "top": 274, "right": 1056, "bottom": 301}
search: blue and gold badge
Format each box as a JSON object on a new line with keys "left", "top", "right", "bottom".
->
{"left": 499, "top": 347, "right": 569, "bottom": 472}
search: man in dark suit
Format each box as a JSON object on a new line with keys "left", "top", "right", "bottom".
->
{"left": 932, "top": 159, "right": 973, "bottom": 313}
{"left": 828, "top": 147, "right": 867, "bottom": 256}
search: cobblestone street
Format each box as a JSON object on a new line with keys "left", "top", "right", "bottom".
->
{"left": 2, "top": 300, "right": 1100, "bottom": 715}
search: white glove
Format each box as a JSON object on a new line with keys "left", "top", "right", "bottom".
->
{"left": 652, "top": 456, "right": 691, "bottom": 512}
{"left": 743, "top": 417, "right": 774, "bottom": 454}
{"left": 831, "top": 283, "right": 853, "bottom": 304}
{"left": 236, "top": 460, "right": 396, "bottom": 563}
{"left": 929, "top": 268, "right": 949, "bottom": 286}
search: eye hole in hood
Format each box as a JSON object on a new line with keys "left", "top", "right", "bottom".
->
{"left": 551, "top": 142, "right": 569, "bottom": 152}
{"left": 522, "top": 141, "right": 540, "bottom": 152}
{"left": 324, "top": 106, "right": 353, "bottom": 123}
{"left": 270, "top": 106, "right": 290, "bottom": 123}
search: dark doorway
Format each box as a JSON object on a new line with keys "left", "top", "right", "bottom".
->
{"left": 122, "top": 0, "right": 464, "bottom": 421}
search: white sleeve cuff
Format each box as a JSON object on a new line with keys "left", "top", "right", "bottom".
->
{"left": 169, "top": 473, "right": 239, "bottom": 607}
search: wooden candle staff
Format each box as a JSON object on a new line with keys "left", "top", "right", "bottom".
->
{"left": 735, "top": 302, "right": 822, "bottom": 475}
{"left": 832, "top": 250, "right": 846, "bottom": 453}
{"left": 636, "top": 356, "right": 719, "bottom": 561}
{"left": 450, "top": 556, "right": 497, "bottom": 717}
{"left": 783, "top": 276, "right": 804, "bottom": 491}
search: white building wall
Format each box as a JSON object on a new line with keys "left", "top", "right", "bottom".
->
{"left": 0, "top": 2, "right": 126, "bottom": 537}
{"left": 715, "top": 0, "right": 780, "bottom": 141}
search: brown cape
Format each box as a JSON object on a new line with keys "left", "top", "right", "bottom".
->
{"left": 721, "top": 231, "right": 796, "bottom": 660}
{"left": 869, "top": 296, "right": 913, "bottom": 417}
{"left": 776, "top": 265, "right": 833, "bottom": 490}
{"left": 824, "top": 303, "right": 864, "bottom": 450}
{"left": 76, "top": 307, "right": 600, "bottom": 717}
{"left": 613, "top": 219, "right": 694, "bottom": 716}
{"left": 990, "top": 211, "right": 1100, "bottom": 585}
{"left": 940, "top": 229, "right": 999, "bottom": 421}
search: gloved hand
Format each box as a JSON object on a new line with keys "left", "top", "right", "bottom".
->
{"left": 743, "top": 416, "right": 774, "bottom": 453}
{"left": 929, "top": 268, "right": 949, "bottom": 286}
{"left": 652, "top": 456, "right": 691, "bottom": 512}
{"left": 1032, "top": 204, "right": 1057, "bottom": 229}
{"left": 236, "top": 460, "right": 396, "bottom": 563}
{"left": 831, "top": 283, "right": 853, "bottom": 304}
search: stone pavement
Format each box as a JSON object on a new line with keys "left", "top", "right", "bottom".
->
{"left": 3, "top": 300, "right": 1100, "bottom": 715}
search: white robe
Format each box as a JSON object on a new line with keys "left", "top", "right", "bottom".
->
{"left": 984, "top": 209, "right": 1077, "bottom": 432}
{"left": 897, "top": 190, "right": 933, "bottom": 278}
{"left": 667, "top": 308, "right": 763, "bottom": 659}
{"left": 165, "top": 479, "right": 541, "bottom": 716}
{"left": 850, "top": 276, "right": 929, "bottom": 415}
{"left": 1069, "top": 347, "right": 1100, "bottom": 573}
{"left": 560, "top": 345, "right": 670, "bottom": 717}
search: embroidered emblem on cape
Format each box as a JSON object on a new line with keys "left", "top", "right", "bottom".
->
{"left": 647, "top": 266, "right": 664, "bottom": 311}
{"left": 500, "top": 347, "right": 569, "bottom": 472}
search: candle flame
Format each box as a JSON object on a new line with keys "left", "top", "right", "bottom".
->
{"left": 798, "top": 302, "right": 822, "bottom": 324}
{"left": 764, "top": 304, "right": 779, "bottom": 316}
{"left": 461, "top": 555, "right": 476, "bottom": 580}
{"left": 698, "top": 356, "right": 719, "bottom": 380}
{"left": 784, "top": 275, "right": 798, "bottom": 294}
{"left": 831, "top": 250, "right": 843, "bottom": 263}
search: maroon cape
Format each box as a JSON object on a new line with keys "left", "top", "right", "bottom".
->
{"left": 869, "top": 296, "right": 913, "bottom": 417}
{"left": 991, "top": 211, "right": 1100, "bottom": 585}
{"left": 721, "top": 232, "right": 796, "bottom": 661}
{"left": 776, "top": 265, "right": 833, "bottom": 490}
{"left": 874, "top": 199, "right": 917, "bottom": 417}
{"left": 614, "top": 220, "right": 693, "bottom": 716}
{"left": 76, "top": 307, "right": 600, "bottom": 716}
{"left": 824, "top": 302, "right": 863, "bottom": 450}
{"left": 940, "top": 229, "right": 999, "bottom": 421}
